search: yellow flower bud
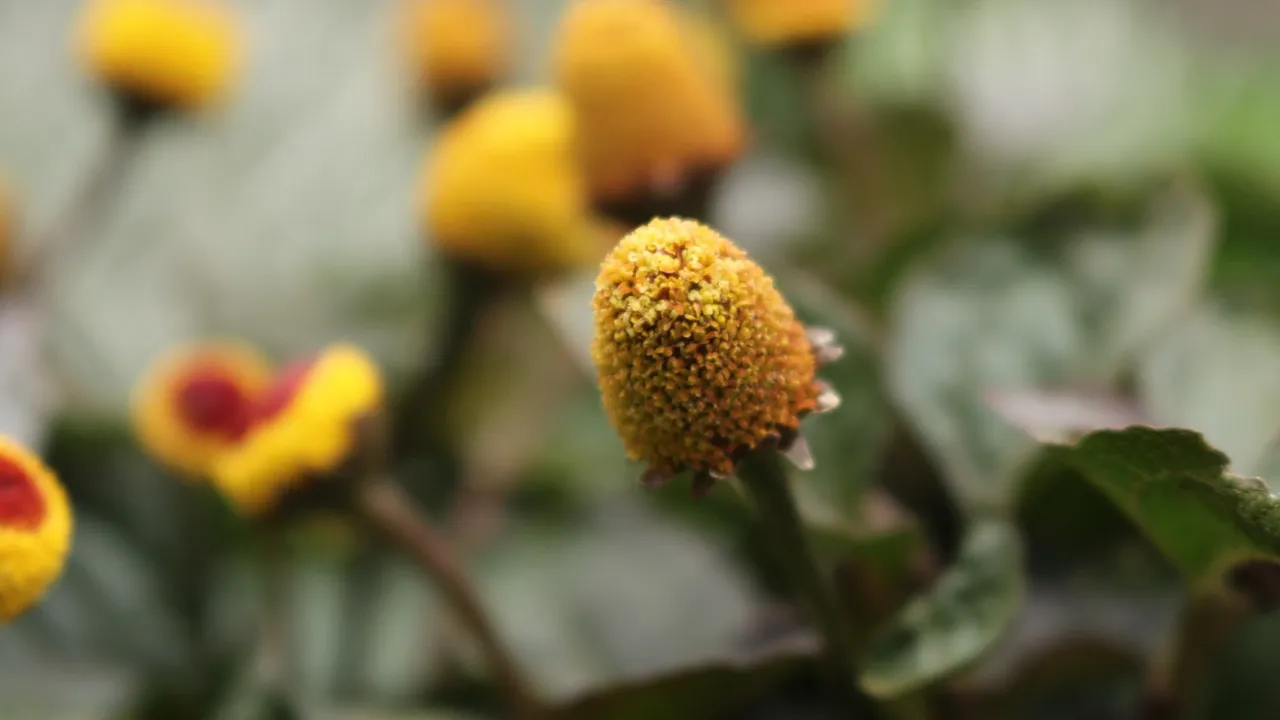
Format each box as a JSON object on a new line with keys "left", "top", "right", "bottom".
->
{"left": 423, "top": 88, "right": 604, "bottom": 275}
{"left": 723, "top": 0, "right": 877, "bottom": 49}
{"left": 591, "top": 217, "right": 820, "bottom": 479}
{"left": 77, "top": 0, "right": 242, "bottom": 114}
{"left": 0, "top": 435, "right": 73, "bottom": 622}
{"left": 213, "top": 344, "right": 383, "bottom": 517}
{"left": 555, "top": 0, "right": 746, "bottom": 205}
{"left": 131, "top": 342, "right": 273, "bottom": 478}
{"left": 400, "top": 0, "right": 511, "bottom": 113}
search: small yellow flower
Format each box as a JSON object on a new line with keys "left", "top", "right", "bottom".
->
{"left": 423, "top": 88, "right": 604, "bottom": 275}
{"left": 213, "top": 344, "right": 383, "bottom": 517}
{"left": 723, "top": 0, "right": 877, "bottom": 49}
{"left": 0, "top": 435, "right": 73, "bottom": 622}
{"left": 555, "top": 0, "right": 746, "bottom": 204}
{"left": 591, "top": 217, "right": 820, "bottom": 479}
{"left": 400, "top": 0, "right": 510, "bottom": 111}
{"left": 132, "top": 342, "right": 272, "bottom": 478}
{"left": 77, "top": 0, "right": 242, "bottom": 113}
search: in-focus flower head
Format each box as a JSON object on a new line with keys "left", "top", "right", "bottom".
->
{"left": 424, "top": 88, "right": 605, "bottom": 276}
{"left": 724, "top": 0, "right": 877, "bottom": 51}
{"left": 0, "top": 436, "right": 73, "bottom": 622}
{"left": 555, "top": 0, "right": 746, "bottom": 217}
{"left": 591, "top": 217, "right": 841, "bottom": 494}
{"left": 132, "top": 342, "right": 272, "bottom": 478}
{"left": 77, "top": 0, "right": 242, "bottom": 116}
{"left": 400, "top": 0, "right": 511, "bottom": 116}
{"left": 213, "top": 344, "right": 383, "bottom": 517}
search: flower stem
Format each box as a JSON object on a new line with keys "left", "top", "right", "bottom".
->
{"left": 737, "top": 447, "right": 880, "bottom": 718}
{"left": 356, "top": 476, "right": 543, "bottom": 720}
{"left": 1140, "top": 588, "right": 1246, "bottom": 720}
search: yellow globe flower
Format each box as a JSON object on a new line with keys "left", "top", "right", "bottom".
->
{"left": 592, "top": 217, "right": 820, "bottom": 480}
{"left": 213, "top": 344, "right": 383, "bottom": 517}
{"left": 723, "top": 0, "right": 877, "bottom": 49}
{"left": 423, "top": 88, "right": 603, "bottom": 275}
{"left": 0, "top": 436, "right": 73, "bottom": 623}
{"left": 400, "top": 0, "right": 510, "bottom": 112}
{"left": 132, "top": 342, "right": 273, "bottom": 478}
{"left": 555, "top": 0, "right": 746, "bottom": 204}
{"left": 77, "top": 0, "right": 242, "bottom": 114}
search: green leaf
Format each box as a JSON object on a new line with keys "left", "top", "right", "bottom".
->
{"left": 861, "top": 519, "right": 1024, "bottom": 698}
{"left": 1138, "top": 304, "right": 1280, "bottom": 480}
{"left": 1046, "top": 427, "right": 1280, "bottom": 584}
{"left": 473, "top": 502, "right": 778, "bottom": 709}
{"left": 887, "top": 185, "right": 1213, "bottom": 507}
{"left": 553, "top": 637, "right": 816, "bottom": 720}
{"left": 777, "top": 269, "right": 891, "bottom": 516}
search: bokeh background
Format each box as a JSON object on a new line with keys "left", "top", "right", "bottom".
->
{"left": 5, "top": 0, "right": 1280, "bottom": 718}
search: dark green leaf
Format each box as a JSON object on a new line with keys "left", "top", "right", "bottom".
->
{"left": 553, "top": 637, "right": 816, "bottom": 720}
{"left": 1047, "top": 427, "right": 1280, "bottom": 583}
{"left": 861, "top": 519, "right": 1023, "bottom": 698}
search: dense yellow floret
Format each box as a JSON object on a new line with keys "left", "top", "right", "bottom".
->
{"left": 400, "top": 0, "right": 510, "bottom": 108}
{"left": 424, "top": 88, "right": 603, "bottom": 274}
{"left": 77, "top": 0, "right": 242, "bottom": 112}
{"left": 0, "top": 436, "right": 73, "bottom": 622}
{"left": 212, "top": 345, "right": 383, "bottom": 517}
{"left": 591, "top": 218, "right": 820, "bottom": 477}
{"left": 723, "top": 0, "right": 877, "bottom": 48}
{"left": 555, "top": 0, "right": 746, "bottom": 202}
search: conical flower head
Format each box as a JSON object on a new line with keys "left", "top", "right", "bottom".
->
{"left": 724, "top": 0, "right": 877, "bottom": 49}
{"left": 423, "top": 88, "right": 603, "bottom": 275}
{"left": 592, "top": 218, "right": 820, "bottom": 479}
{"left": 554, "top": 0, "right": 746, "bottom": 205}
{"left": 77, "top": 0, "right": 242, "bottom": 115}
{"left": 400, "top": 0, "right": 510, "bottom": 114}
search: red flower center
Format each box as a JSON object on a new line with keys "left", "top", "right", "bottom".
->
{"left": 176, "top": 369, "right": 254, "bottom": 441}
{"left": 250, "top": 360, "right": 315, "bottom": 425}
{"left": 0, "top": 455, "right": 46, "bottom": 531}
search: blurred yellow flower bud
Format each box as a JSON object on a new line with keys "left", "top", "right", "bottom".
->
{"left": 723, "top": 0, "right": 876, "bottom": 49}
{"left": 77, "top": 0, "right": 242, "bottom": 115}
{"left": 400, "top": 0, "right": 511, "bottom": 114}
{"left": 131, "top": 342, "right": 273, "bottom": 478}
{"left": 555, "top": 0, "right": 746, "bottom": 208}
{"left": 213, "top": 344, "right": 383, "bottom": 517}
{"left": 0, "top": 436, "right": 73, "bottom": 622}
{"left": 423, "top": 88, "right": 604, "bottom": 275}
{"left": 592, "top": 217, "right": 820, "bottom": 480}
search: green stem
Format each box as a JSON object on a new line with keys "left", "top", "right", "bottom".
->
{"left": 737, "top": 448, "right": 879, "bottom": 718}
{"left": 1140, "top": 589, "right": 1246, "bottom": 720}
{"left": 356, "top": 477, "right": 544, "bottom": 720}
{"left": 392, "top": 257, "right": 508, "bottom": 479}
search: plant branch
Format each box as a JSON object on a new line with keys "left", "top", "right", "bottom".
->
{"left": 1139, "top": 588, "right": 1247, "bottom": 720}
{"left": 356, "top": 476, "right": 543, "bottom": 720}
{"left": 737, "top": 446, "right": 880, "bottom": 718}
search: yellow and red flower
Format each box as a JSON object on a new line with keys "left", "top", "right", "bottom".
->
{"left": 77, "top": 0, "right": 243, "bottom": 114}
{"left": 554, "top": 0, "right": 746, "bottom": 205}
{"left": 592, "top": 217, "right": 821, "bottom": 479}
{"left": 132, "top": 342, "right": 272, "bottom": 478}
{"left": 0, "top": 436, "right": 73, "bottom": 622}
{"left": 212, "top": 344, "right": 383, "bottom": 517}
{"left": 400, "top": 0, "right": 510, "bottom": 112}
